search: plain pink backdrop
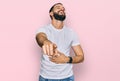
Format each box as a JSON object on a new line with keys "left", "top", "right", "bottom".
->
{"left": 0, "top": 0, "right": 120, "bottom": 81}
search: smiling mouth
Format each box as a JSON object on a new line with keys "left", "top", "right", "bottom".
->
{"left": 58, "top": 11, "right": 65, "bottom": 15}
{"left": 59, "top": 10, "right": 64, "bottom": 12}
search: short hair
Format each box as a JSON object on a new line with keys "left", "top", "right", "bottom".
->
{"left": 49, "top": 3, "right": 63, "bottom": 19}
{"left": 49, "top": 3, "right": 63, "bottom": 13}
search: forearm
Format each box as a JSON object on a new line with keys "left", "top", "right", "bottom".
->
{"left": 70, "top": 55, "right": 84, "bottom": 64}
{"left": 36, "top": 33, "right": 48, "bottom": 47}
{"left": 64, "top": 55, "right": 84, "bottom": 64}
{"left": 71, "top": 45, "right": 84, "bottom": 64}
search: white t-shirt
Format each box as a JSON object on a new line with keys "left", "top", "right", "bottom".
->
{"left": 36, "top": 24, "right": 80, "bottom": 79}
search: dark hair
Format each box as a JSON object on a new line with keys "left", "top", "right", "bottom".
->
{"left": 49, "top": 3, "right": 63, "bottom": 19}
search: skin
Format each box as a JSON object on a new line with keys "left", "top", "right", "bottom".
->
{"left": 36, "top": 4, "right": 84, "bottom": 64}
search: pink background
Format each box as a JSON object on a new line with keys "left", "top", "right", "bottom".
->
{"left": 0, "top": 0, "right": 120, "bottom": 81}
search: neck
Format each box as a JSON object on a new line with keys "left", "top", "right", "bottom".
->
{"left": 51, "top": 19, "right": 64, "bottom": 29}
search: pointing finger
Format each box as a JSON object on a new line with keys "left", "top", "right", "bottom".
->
{"left": 50, "top": 44, "right": 53, "bottom": 56}
{"left": 42, "top": 45, "right": 46, "bottom": 54}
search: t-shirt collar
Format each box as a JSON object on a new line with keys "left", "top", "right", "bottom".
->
{"left": 50, "top": 24, "right": 65, "bottom": 32}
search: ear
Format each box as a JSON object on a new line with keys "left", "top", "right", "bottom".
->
{"left": 49, "top": 12, "right": 53, "bottom": 16}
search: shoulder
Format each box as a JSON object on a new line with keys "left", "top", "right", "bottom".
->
{"left": 64, "top": 26, "right": 76, "bottom": 34}
{"left": 38, "top": 24, "right": 50, "bottom": 30}
{"left": 64, "top": 26, "right": 79, "bottom": 39}
{"left": 36, "top": 24, "right": 50, "bottom": 33}
{"left": 64, "top": 26, "right": 72, "bottom": 32}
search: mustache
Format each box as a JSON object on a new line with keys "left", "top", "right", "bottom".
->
{"left": 58, "top": 10, "right": 65, "bottom": 13}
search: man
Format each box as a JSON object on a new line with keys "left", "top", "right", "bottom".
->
{"left": 36, "top": 3, "right": 84, "bottom": 81}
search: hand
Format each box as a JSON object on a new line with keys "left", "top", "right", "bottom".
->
{"left": 49, "top": 50, "right": 69, "bottom": 64}
{"left": 42, "top": 40, "right": 57, "bottom": 56}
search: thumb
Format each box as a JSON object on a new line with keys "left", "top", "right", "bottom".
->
{"left": 54, "top": 49, "right": 61, "bottom": 57}
{"left": 57, "top": 50, "right": 61, "bottom": 54}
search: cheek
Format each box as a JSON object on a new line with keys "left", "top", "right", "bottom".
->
{"left": 54, "top": 11, "right": 58, "bottom": 13}
{"left": 53, "top": 9, "right": 59, "bottom": 13}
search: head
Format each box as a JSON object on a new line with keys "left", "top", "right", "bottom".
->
{"left": 49, "top": 3, "right": 66, "bottom": 21}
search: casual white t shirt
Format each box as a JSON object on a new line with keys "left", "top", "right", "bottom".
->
{"left": 36, "top": 24, "right": 80, "bottom": 79}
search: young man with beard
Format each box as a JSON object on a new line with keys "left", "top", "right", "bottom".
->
{"left": 36, "top": 3, "right": 84, "bottom": 81}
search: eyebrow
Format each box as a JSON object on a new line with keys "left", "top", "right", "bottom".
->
{"left": 54, "top": 5, "right": 65, "bottom": 10}
{"left": 55, "top": 5, "right": 61, "bottom": 8}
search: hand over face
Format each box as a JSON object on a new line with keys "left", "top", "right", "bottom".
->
{"left": 49, "top": 50, "right": 69, "bottom": 64}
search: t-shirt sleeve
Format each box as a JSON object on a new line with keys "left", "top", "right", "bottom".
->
{"left": 35, "top": 27, "right": 47, "bottom": 35}
{"left": 71, "top": 31, "right": 80, "bottom": 46}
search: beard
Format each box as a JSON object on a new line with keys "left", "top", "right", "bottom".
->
{"left": 53, "top": 12, "right": 66, "bottom": 21}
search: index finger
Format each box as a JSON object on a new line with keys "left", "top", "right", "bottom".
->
{"left": 49, "top": 44, "right": 53, "bottom": 56}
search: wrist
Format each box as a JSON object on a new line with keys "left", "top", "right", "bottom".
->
{"left": 40, "top": 39, "right": 48, "bottom": 47}
{"left": 43, "top": 39, "right": 50, "bottom": 46}
{"left": 43, "top": 39, "right": 48, "bottom": 44}
{"left": 67, "top": 56, "right": 73, "bottom": 63}
{"left": 65, "top": 57, "right": 70, "bottom": 63}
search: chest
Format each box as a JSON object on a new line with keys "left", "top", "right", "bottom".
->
{"left": 47, "top": 31, "right": 72, "bottom": 51}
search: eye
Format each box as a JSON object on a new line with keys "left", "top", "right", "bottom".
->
{"left": 57, "top": 7, "right": 60, "bottom": 9}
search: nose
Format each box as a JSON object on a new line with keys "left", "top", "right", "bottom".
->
{"left": 61, "top": 7, "right": 65, "bottom": 11}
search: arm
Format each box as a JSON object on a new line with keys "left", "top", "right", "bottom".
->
{"left": 36, "top": 32, "right": 48, "bottom": 47}
{"left": 49, "top": 45, "right": 84, "bottom": 64}
{"left": 36, "top": 32, "right": 57, "bottom": 56}
{"left": 71, "top": 45, "right": 84, "bottom": 63}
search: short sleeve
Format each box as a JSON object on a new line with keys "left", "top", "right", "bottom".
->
{"left": 71, "top": 31, "right": 80, "bottom": 46}
{"left": 35, "top": 27, "right": 46, "bottom": 35}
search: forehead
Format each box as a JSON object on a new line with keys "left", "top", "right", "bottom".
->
{"left": 54, "top": 4, "right": 64, "bottom": 8}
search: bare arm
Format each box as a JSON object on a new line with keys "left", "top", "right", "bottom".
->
{"left": 71, "top": 45, "right": 84, "bottom": 63}
{"left": 50, "top": 45, "right": 84, "bottom": 64}
{"left": 36, "top": 32, "right": 57, "bottom": 56}
{"left": 36, "top": 32, "right": 48, "bottom": 47}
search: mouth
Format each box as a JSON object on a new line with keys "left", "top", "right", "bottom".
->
{"left": 58, "top": 10, "right": 65, "bottom": 15}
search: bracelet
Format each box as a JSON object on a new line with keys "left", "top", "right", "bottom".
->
{"left": 67, "top": 56, "right": 73, "bottom": 63}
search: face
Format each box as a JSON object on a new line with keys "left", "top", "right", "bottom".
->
{"left": 50, "top": 4, "right": 66, "bottom": 21}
